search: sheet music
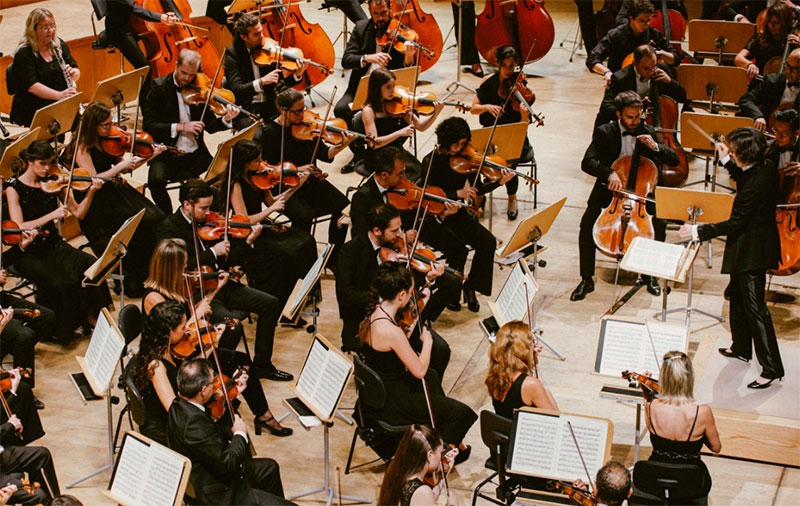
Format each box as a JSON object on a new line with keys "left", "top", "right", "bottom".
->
{"left": 623, "top": 238, "right": 684, "bottom": 278}
{"left": 84, "top": 310, "right": 125, "bottom": 394}
{"left": 110, "top": 434, "right": 187, "bottom": 506}
{"left": 287, "top": 244, "right": 332, "bottom": 316}
{"left": 296, "top": 336, "right": 351, "bottom": 420}
{"left": 494, "top": 261, "right": 536, "bottom": 325}
{"left": 595, "top": 319, "right": 687, "bottom": 380}
{"left": 110, "top": 436, "right": 149, "bottom": 503}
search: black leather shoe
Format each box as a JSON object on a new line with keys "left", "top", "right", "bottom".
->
{"left": 33, "top": 396, "right": 45, "bottom": 410}
{"left": 446, "top": 301, "right": 462, "bottom": 312}
{"left": 340, "top": 161, "right": 355, "bottom": 174}
{"left": 255, "top": 415, "right": 293, "bottom": 437}
{"left": 507, "top": 209, "right": 518, "bottom": 221}
{"left": 254, "top": 367, "right": 294, "bottom": 382}
{"left": 718, "top": 348, "right": 749, "bottom": 363}
{"left": 463, "top": 287, "right": 480, "bottom": 312}
{"left": 454, "top": 444, "right": 472, "bottom": 464}
{"left": 463, "top": 66, "right": 484, "bottom": 78}
{"left": 645, "top": 277, "right": 670, "bottom": 296}
{"left": 747, "top": 377, "right": 782, "bottom": 389}
{"left": 570, "top": 279, "right": 594, "bottom": 301}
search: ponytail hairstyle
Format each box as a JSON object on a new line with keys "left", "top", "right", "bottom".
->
{"left": 357, "top": 261, "right": 413, "bottom": 345}
{"left": 377, "top": 424, "right": 442, "bottom": 506}
{"left": 658, "top": 351, "right": 695, "bottom": 405}
{"left": 485, "top": 320, "right": 534, "bottom": 401}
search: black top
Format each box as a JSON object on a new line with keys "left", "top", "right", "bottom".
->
{"left": 743, "top": 34, "right": 785, "bottom": 73}
{"left": 139, "top": 357, "right": 179, "bottom": 446}
{"left": 7, "top": 178, "right": 62, "bottom": 252}
{"left": 476, "top": 73, "right": 524, "bottom": 127}
{"left": 105, "top": 0, "right": 162, "bottom": 43}
{"left": 258, "top": 120, "right": 335, "bottom": 167}
{"left": 9, "top": 40, "right": 77, "bottom": 126}
{"left": 400, "top": 478, "right": 425, "bottom": 506}
{"left": 587, "top": 24, "right": 678, "bottom": 73}
{"left": 492, "top": 373, "right": 529, "bottom": 419}
{"left": 648, "top": 405, "right": 704, "bottom": 462}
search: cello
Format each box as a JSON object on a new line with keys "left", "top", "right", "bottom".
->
{"left": 643, "top": 96, "right": 688, "bottom": 187}
{"left": 770, "top": 152, "right": 800, "bottom": 276}
{"left": 475, "top": 0, "right": 555, "bottom": 66}
{"left": 388, "top": 0, "right": 443, "bottom": 72}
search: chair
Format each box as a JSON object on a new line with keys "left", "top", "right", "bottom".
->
{"left": 112, "top": 304, "right": 143, "bottom": 449}
{"left": 631, "top": 460, "right": 712, "bottom": 505}
{"left": 472, "top": 410, "right": 517, "bottom": 506}
{"left": 113, "top": 355, "right": 148, "bottom": 451}
{"left": 344, "top": 355, "right": 409, "bottom": 474}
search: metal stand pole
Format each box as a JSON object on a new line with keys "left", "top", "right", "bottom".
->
{"left": 527, "top": 230, "right": 565, "bottom": 361}
{"left": 66, "top": 384, "right": 116, "bottom": 488}
{"left": 446, "top": 1, "right": 477, "bottom": 95}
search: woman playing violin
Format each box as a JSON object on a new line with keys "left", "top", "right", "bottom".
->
{"left": 735, "top": 2, "right": 799, "bottom": 79}
{"left": 0, "top": 365, "right": 46, "bottom": 447}
{"left": 72, "top": 101, "right": 166, "bottom": 297}
{"left": 378, "top": 424, "right": 459, "bottom": 506}
{"left": 5, "top": 141, "right": 111, "bottom": 344}
{"left": 224, "top": 139, "right": 318, "bottom": 304}
{"left": 471, "top": 46, "right": 534, "bottom": 221}
{"left": 140, "top": 247, "right": 291, "bottom": 441}
{"left": 358, "top": 67, "right": 444, "bottom": 180}
{"left": 358, "top": 262, "right": 476, "bottom": 464}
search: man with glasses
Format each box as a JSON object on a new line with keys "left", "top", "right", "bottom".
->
{"left": 739, "top": 48, "right": 800, "bottom": 133}
{"left": 767, "top": 107, "right": 800, "bottom": 174}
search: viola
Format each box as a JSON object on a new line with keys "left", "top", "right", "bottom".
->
{"left": 291, "top": 110, "right": 375, "bottom": 147}
{"left": 40, "top": 166, "right": 122, "bottom": 193}
{"left": 770, "top": 153, "right": 800, "bottom": 276}
{"left": 643, "top": 96, "right": 688, "bottom": 187}
{"left": 388, "top": 0, "right": 442, "bottom": 72}
{"left": 499, "top": 76, "right": 545, "bottom": 127}
{"left": 384, "top": 85, "right": 470, "bottom": 117}
{"left": 252, "top": 38, "right": 333, "bottom": 77}
{"left": 185, "top": 265, "right": 226, "bottom": 298}
{"left": 198, "top": 211, "right": 284, "bottom": 241}
{"left": 592, "top": 140, "right": 658, "bottom": 258}
{"left": 546, "top": 480, "right": 597, "bottom": 506}
{"left": 380, "top": 238, "right": 464, "bottom": 280}
{"left": 181, "top": 73, "right": 259, "bottom": 122}
{"left": 0, "top": 368, "right": 33, "bottom": 392}
{"left": 169, "top": 318, "right": 241, "bottom": 361}
{"left": 1, "top": 220, "right": 48, "bottom": 245}
{"left": 99, "top": 125, "right": 170, "bottom": 158}
{"left": 622, "top": 370, "right": 660, "bottom": 401}
{"left": 376, "top": 18, "right": 436, "bottom": 62}
{"left": 475, "top": 0, "right": 555, "bottom": 66}
{"left": 205, "top": 367, "right": 246, "bottom": 421}
{"left": 248, "top": 161, "right": 302, "bottom": 190}
{"left": 385, "top": 178, "right": 468, "bottom": 217}
{"left": 450, "top": 143, "right": 539, "bottom": 185}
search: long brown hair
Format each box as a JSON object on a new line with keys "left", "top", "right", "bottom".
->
{"left": 357, "top": 262, "right": 413, "bottom": 345}
{"left": 366, "top": 67, "right": 395, "bottom": 113}
{"left": 377, "top": 424, "right": 441, "bottom": 506}
{"left": 79, "top": 102, "right": 112, "bottom": 151}
{"left": 485, "top": 321, "right": 534, "bottom": 401}
{"left": 144, "top": 239, "right": 189, "bottom": 303}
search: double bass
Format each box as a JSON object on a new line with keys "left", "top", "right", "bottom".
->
{"left": 388, "top": 0, "right": 443, "bottom": 72}
{"left": 475, "top": 0, "right": 555, "bottom": 66}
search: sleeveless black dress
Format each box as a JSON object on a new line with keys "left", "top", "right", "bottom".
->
{"left": 400, "top": 478, "right": 425, "bottom": 506}
{"left": 139, "top": 357, "right": 178, "bottom": 445}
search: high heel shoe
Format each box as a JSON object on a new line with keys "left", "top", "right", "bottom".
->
{"left": 746, "top": 376, "right": 782, "bottom": 389}
{"left": 463, "top": 286, "right": 480, "bottom": 312}
{"left": 254, "top": 415, "right": 293, "bottom": 437}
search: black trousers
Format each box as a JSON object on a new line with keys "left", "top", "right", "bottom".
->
{"left": 246, "top": 457, "right": 293, "bottom": 505}
{"left": 217, "top": 349, "right": 270, "bottom": 418}
{"left": 574, "top": 0, "right": 598, "bottom": 53}
{"left": 326, "top": 0, "right": 367, "bottom": 23}
{"left": 728, "top": 270, "right": 784, "bottom": 380}
{"left": 0, "top": 380, "right": 45, "bottom": 445}
{"left": 420, "top": 270, "right": 462, "bottom": 325}
{"left": 334, "top": 92, "right": 357, "bottom": 129}
{"left": 0, "top": 293, "right": 56, "bottom": 388}
{"left": 281, "top": 178, "right": 349, "bottom": 264}
{"left": 107, "top": 31, "right": 152, "bottom": 102}
{"left": 0, "top": 446, "right": 60, "bottom": 504}
{"left": 452, "top": 1, "right": 480, "bottom": 65}
{"left": 148, "top": 148, "right": 213, "bottom": 214}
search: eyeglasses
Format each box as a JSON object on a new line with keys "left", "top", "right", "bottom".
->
{"left": 38, "top": 24, "right": 56, "bottom": 32}
{"left": 786, "top": 64, "right": 800, "bottom": 73}
{"left": 287, "top": 107, "right": 306, "bottom": 115}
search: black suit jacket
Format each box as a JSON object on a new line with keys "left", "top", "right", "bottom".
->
{"left": 167, "top": 397, "right": 256, "bottom": 505}
{"left": 342, "top": 18, "right": 406, "bottom": 96}
{"left": 105, "top": 0, "right": 161, "bottom": 41}
{"left": 698, "top": 159, "right": 780, "bottom": 273}
{"left": 582, "top": 121, "right": 680, "bottom": 208}
{"left": 596, "top": 64, "right": 686, "bottom": 128}
{"left": 587, "top": 24, "right": 679, "bottom": 73}
{"left": 156, "top": 211, "right": 249, "bottom": 270}
{"left": 336, "top": 233, "right": 380, "bottom": 341}
{"left": 738, "top": 74, "right": 799, "bottom": 122}
{"left": 350, "top": 177, "right": 416, "bottom": 237}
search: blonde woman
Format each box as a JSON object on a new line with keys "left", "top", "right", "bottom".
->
{"left": 486, "top": 320, "right": 558, "bottom": 418}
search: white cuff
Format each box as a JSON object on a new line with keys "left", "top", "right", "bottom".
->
{"left": 234, "top": 430, "right": 249, "bottom": 443}
{"left": 691, "top": 224, "right": 699, "bottom": 242}
{"left": 171, "top": 123, "right": 178, "bottom": 137}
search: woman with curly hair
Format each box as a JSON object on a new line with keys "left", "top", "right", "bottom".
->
{"left": 358, "top": 262, "right": 476, "bottom": 463}
{"left": 735, "top": 2, "right": 800, "bottom": 79}
{"left": 486, "top": 320, "right": 558, "bottom": 418}
{"left": 378, "top": 424, "right": 458, "bottom": 506}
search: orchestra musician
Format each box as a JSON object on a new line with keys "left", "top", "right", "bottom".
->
{"left": 377, "top": 424, "right": 459, "bottom": 506}
{"left": 5, "top": 141, "right": 112, "bottom": 344}
{"left": 9, "top": 8, "right": 79, "bottom": 127}
{"left": 679, "top": 129, "right": 785, "bottom": 389}
{"left": 471, "top": 45, "right": 536, "bottom": 220}
{"left": 142, "top": 48, "right": 240, "bottom": 213}
{"left": 420, "top": 117, "right": 511, "bottom": 312}
{"left": 258, "top": 88, "right": 354, "bottom": 266}
{"left": 72, "top": 101, "right": 167, "bottom": 298}
{"left": 223, "top": 11, "right": 309, "bottom": 125}
{"left": 735, "top": 2, "right": 800, "bottom": 80}
{"left": 571, "top": 461, "right": 632, "bottom": 506}
{"left": 0, "top": 417, "right": 60, "bottom": 506}
{"left": 167, "top": 357, "right": 292, "bottom": 505}
{"left": 325, "top": 0, "right": 368, "bottom": 24}
{"left": 0, "top": 367, "right": 45, "bottom": 446}
{"left": 596, "top": 44, "right": 687, "bottom": 129}
{"left": 766, "top": 108, "right": 800, "bottom": 173}
{"left": 336, "top": 203, "right": 453, "bottom": 379}
{"left": 225, "top": 139, "right": 319, "bottom": 305}
{"left": 357, "top": 261, "right": 476, "bottom": 462}
{"left": 571, "top": 91, "right": 678, "bottom": 302}
{"left": 154, "top": 180, "right": 290, "bottom": 382}
{"left": 615, "top": 0, "right": 687, "bottom": 26}
{"left": 719, "top": 0, "right": 797, "bottom": 23}
{"left": 738, "top": 47, "right": 800, "bottom": 133}
{"left": 587, "top": 0, "right": 679, "bottom": 86}
{"left": 135, "top": 300, "right": 291, "bottom": 446}
{"left": 333, "top": 0, "right": 419, "bottom": 130}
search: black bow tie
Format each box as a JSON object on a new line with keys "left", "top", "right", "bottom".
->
{"left": 787, "top": 82, "right": 799, "bottom": 89}
{"left": 779, "top": 144, "right": 795, "bottom": 153}
{"left": 638, "top": 76, "right": 649, "bottom": 83}
{"left": 622, "top": 131, "right": 637, "bottom": 136}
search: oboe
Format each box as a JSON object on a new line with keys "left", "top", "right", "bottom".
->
{"left": 51, "top": 40, "right": 76, "bottom": 90}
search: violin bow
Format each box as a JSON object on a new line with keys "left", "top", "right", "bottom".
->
{"left": 567, "top": 421, "right": 595, "bottom": 494}
{"left": 413, "top": 145, "right": 438, "bottom": 230}
{"left": 58, "top": 115, "right": 86, "bottom": 232}
{"left": 524, "top": 282, "right": 539, "bottom": 380}
{"left": 201, "top": 50, "right": 228, "bottom": 123}
{"left": 308, "top": 86, "right": 338, "bottom": 169}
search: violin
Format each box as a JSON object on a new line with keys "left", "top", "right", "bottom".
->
{"left": 385, "top": 178, "right": 468, "bottom": 217}
{"left": 376, "top": 18, "right": 436, "bottom": 61}
{"left": 380, "top": 238, "right": 464, "bottom": 280}
{"left": 170, "top": 320, "right": 217, "bottom": 360}
{"left": 181, "top": 73, "right": 259, "bottom": 122}
{"left": 449, "top": 143, "right": 539, "bottom": 185}
{"left": 197, "top": 211, "right": 284, "bottom": 241}
{"left": 387, "top": 0, "right": 442, "bottom": 72}
{"left": 621, "top": 370, "right": 660, "bottom": 401}
{"left": 499, "top": 76, "right": 545, "bottom": 127}
{"left": 248, "top": 161, "right": 302, "bottom": 190}
{"left": 423, "top": 455, "right": 451, "bottom": 487}
{"left": 546, "top": 480, "right": 597, "bottom": 506}
{"left": 99, "top": 125, "right": 170, "bottom": 158}
{"left": 184, "top": 265, "right": 227, "bottom": 298}
{"left": 40, "top": 166, "right": 122, "bottom": 193}
{"left": 205, "top": 367, "right": 246, "bottom": 421}
{"left": 291, "top": 110, "right": 375, "bottom": 147}
{"left": 384, "top": 85, "right": 470, "bottom": 117}
{"left": 252, "top": 38, "right": 333, "bottom": 77}
{"left": 0, "top": 368, "right": 33, "bottom": 391}
{"left": 1, "top": 220, "right": 48, "bottom": 245}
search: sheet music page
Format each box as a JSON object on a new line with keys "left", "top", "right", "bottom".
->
{"left": 509, "top": 411, "right": 560, "bottom": 476}
{"left": 494, "top": 262, "right": 536, "bottom": 325}
{"left": 640, "top": 321, "right": 689, "bottom": 378}
{"left": 139, "top": 443, "right": 185, "bottom": 506}
{"left": 296, "top": 339, "right": 326, "bottom": 400}
{"left": 622, "top": 238, "right": 685, "bottom": 279}
{"left": 288, "top": 244, "right": 331, "bottom": 314}
{"left": 554, "top": 416, "right": 609, "bottom": 482}
{"left": 597, "top": 319, "right": 644, "bottom": 377}
{"left": 109, "top": 435, "right": 149, "bottom": 504}
{"left": 296, "top": 336, "right": 351, "bottom": 420}
{"left": 85, "top": 311, "right": 125, "bottom": 394}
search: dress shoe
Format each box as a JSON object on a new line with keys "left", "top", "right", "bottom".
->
{"left": 644, "top": 277, "right": 670, "bottom": 296}
{"left": 33, "top": 396, "right": 45, "bottom": 410}
{"left": 340, "top": 161, "right": 355, "bottom": 174}
{"left": 255, "top": 415, "right": 293, "bottom": 437}
{"left": 254, "top": 366, "right": 294, "bottom": 382}
{"left": 446, "top": 301, "right": 462, "bottom": 312}
{"left": 453, "top": 444, "right": 472, "bottom": 465}
{"left": 570, "top": 279, "right": 594, "bottom": 301}
{"left": 507, "top": 209, "right": 518, "bottom": 221}
{"left": 747, "top": 376, "right": 782, "bottom": 389}
{"left": 718, "top": 348, "right": 749, "bottom": 363}
{"left": 279, "top": 316, "right": 307, "bottom": 328}
{"left": 463, "top": 66, "right": 484, "bottom": 78}
{"left": 463, "top": 287, "right": 480, "bottom": 312}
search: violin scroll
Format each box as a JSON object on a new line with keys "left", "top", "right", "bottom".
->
{"left": 546, "top": 480, "right": 596, "bottom": 506}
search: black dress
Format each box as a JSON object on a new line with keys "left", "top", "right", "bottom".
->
{"left": 139, "top": 357, "right": 178, "bottom": 445}
{"left": 400, "top": 478, "right": 425, "bottom": 506}
{"left": 360, "top": 114, "right": 422, "bottom": 180}
{"left": 492, "top": 372, "right": 530, "bottom": 419}
{"left": 75, "top": 147, "right": 165, "bottom": 289}
{"left": 7, "top": 179, "right": 112, "bottom": 342}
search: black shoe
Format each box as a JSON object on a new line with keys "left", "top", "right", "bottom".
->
{"left": 507, "top": 209, "right": 518, "bottom": 221}
{"left": 454, "top": 444, "right": 472, "bottom": 465}
{"left": 718, "top": 347, "right": 750, "bottom": 363}
{"left": 446, "top": 301, "right": 462, "bottom": 312}
{"left": 463, "top": 66, "right": 484, "bottom": 78}
{"left": 463, "top": 287, "right": 480, "bottom": 312}
{"left": 33, "top": 396, "right": 45, "bottom": 410}
{"left": 645, "top": 277, "right": 669, "bottom": 296}
{"left": 570, "top": 279, "right": 594, "bottom": 301}
{"left": 279, "top": 316, "right": 307, "bottom": 328}
{"left": 254, "top": 366, "right": 294, "bottom": 382}
{"left": 255, "top": 415, "right": 293, "bottom": 437}
{"left": 747, "top": 376, "right": 782, "bottom": 389}
{"left": 340, "top": 161, "right": 355, "bottom": 174}
{"left": 724, "top": 284, "right": 732, "bottom": 300}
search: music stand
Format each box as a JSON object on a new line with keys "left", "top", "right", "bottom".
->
{"left": 29, "top": 93, "right": 83, "bottom": 154}
{"left": 677, "top": 65, "right": 748, "bottom": 115}
{"left": 204, "top": 121, "right": 260, "bottom": 184}
{"left": 351, "top": 66, "right": 419, "bottom": 111}
{"left": 681, "top": 112, "right": 753, "bottom": 192}
{"left": 0, "top": 128, "right": 40, "bottom": 181}
{"left": 687, "top": 20, "right": 755, "bottom": 64}
{"left": 90, "top": 66, "right": 150, "bottom": 122}
{"left": 653, "top": 187, "right": 734, "bottom": 327}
